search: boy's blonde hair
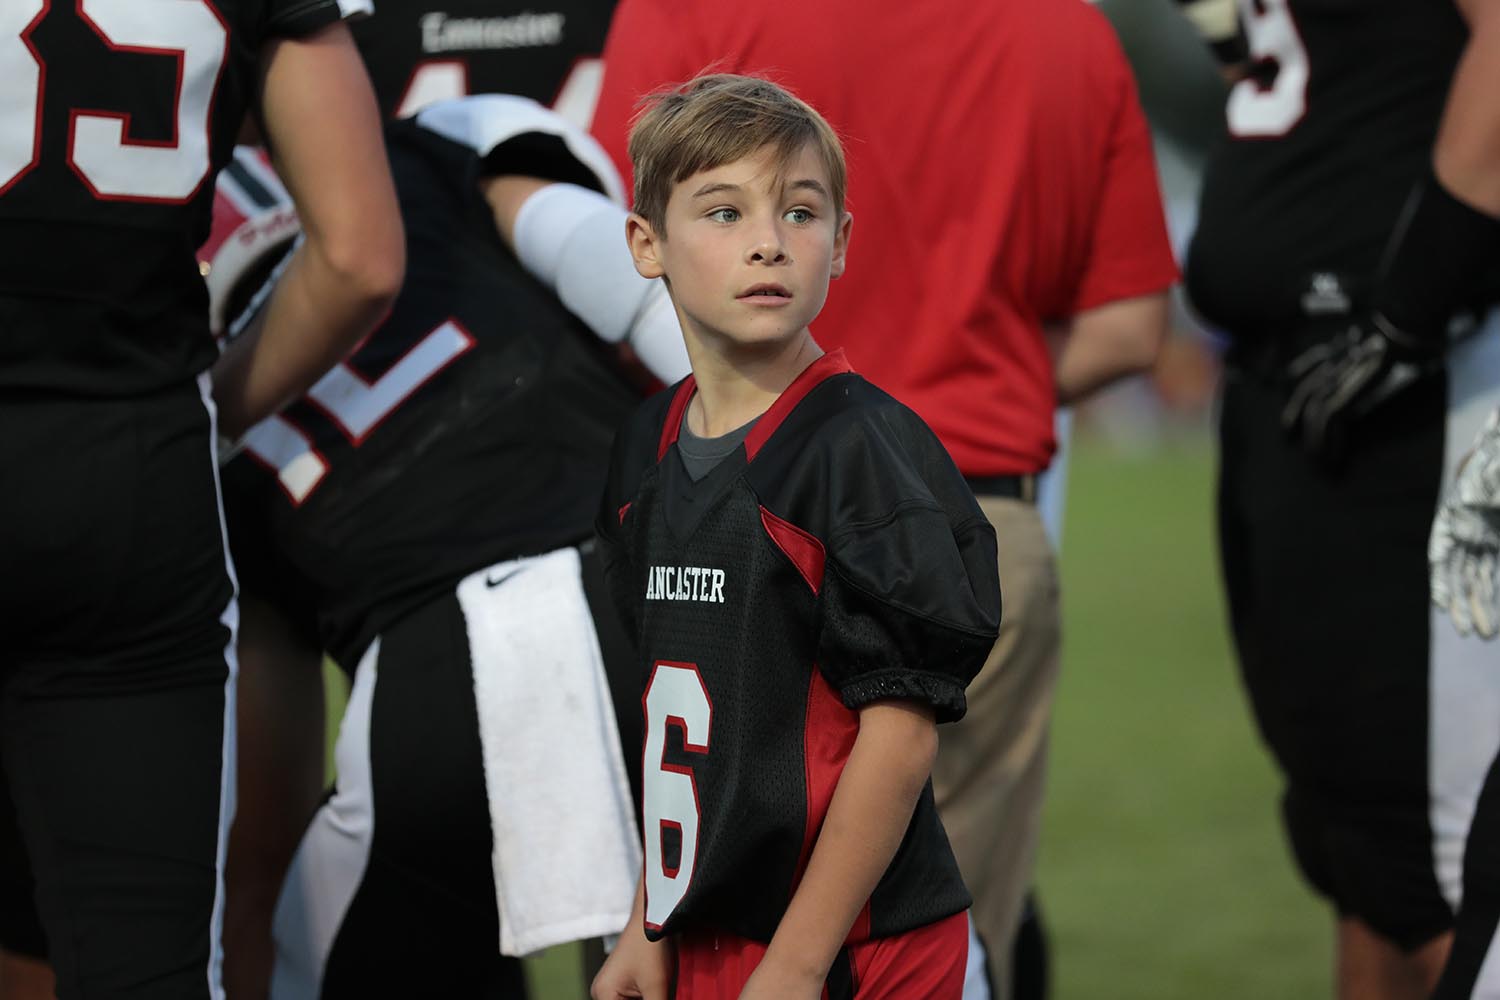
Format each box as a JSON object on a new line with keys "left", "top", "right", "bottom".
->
{"left": 628, "top": 73, "right": 847, "bottom": 234}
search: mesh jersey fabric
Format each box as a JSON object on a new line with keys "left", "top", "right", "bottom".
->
{"left": 598, "top": 350, "right": 1001, "bottom": 943}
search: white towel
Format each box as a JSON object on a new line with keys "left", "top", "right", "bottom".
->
{"left": 456, "top": 547, "right": 641, "bottom": 956}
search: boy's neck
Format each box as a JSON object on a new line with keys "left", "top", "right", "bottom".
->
{"left": 685, "top": 329, "right": 824, "bottom": 438}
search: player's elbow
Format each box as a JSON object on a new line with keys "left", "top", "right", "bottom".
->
{"left": 858, "top": 700, "right": 939, "bottom": 787}
{"left": 320, "top": 221, "right": 406, "bottom": 313}
{"left": 1092, "top": 291, "right": 1169, "bottom": 375}
{"left": 1053, "top": 290, "right": 1170, "bottom": 403}
{"left": 906, "top": 721, "right": 939, "bottom": 778}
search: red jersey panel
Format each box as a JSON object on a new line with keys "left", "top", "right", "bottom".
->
{"left": 590, "top": 0, "right": 1178, "bottom": 475}
{"left": 598, "top": 351, "right": 1000, "bottom": 943}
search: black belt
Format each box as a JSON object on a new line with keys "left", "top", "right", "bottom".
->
{"left": 964, "top": 474, "right": 1038, "bottom": 503}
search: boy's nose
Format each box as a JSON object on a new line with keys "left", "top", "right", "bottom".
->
{"left": 746, "top": 233, "right": 788, "bottom": 265}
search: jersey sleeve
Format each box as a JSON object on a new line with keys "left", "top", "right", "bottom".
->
{"left": 1067, "top": 37, "right": 1180, "bottom": 314}
{"left": 815, "top": 414, "right": 1001, "bottom": 724}
{"left": 263, "top": 0, "right": 369, "bottom": 39}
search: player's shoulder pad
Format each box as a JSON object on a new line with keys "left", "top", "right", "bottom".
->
{"left": 749, "top": 373, "right": 985, "bottom": 537}
{"left": 414, "top": 95, "right": 626, "bottom": 205}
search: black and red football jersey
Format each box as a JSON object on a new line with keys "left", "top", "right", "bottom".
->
{"left": 220, "top": 97, "right": 639, "bottom": 667}
{"left": 0, "top": 0, "right": 365, "bottom": 396}
{"left": 350, "top": 0, "right": 616, "bottom": 122}
{"left": 1186, "top": 0, "right": 1467, "bottom": 335}
{"left": 598, "top": 351, "right": 1001, "bottom": 944}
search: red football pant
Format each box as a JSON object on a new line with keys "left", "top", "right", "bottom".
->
{"left": 674, "top": 910, "right": 968, "bottom": 999}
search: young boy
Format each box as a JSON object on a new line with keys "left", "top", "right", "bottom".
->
{"left": 593, "top": 75, "right": 1002, "bottom": 1000}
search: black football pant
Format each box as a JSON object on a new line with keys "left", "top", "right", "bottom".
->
{"left": 0, "top": 378, "right": 236, "bottom": 998}
{"left": 1217, "top": 345, "right": 1453, "bottom": 950}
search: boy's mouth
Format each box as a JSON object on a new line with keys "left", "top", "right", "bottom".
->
{"left": 738, "top": 283, "right": 792, "bottom": 300}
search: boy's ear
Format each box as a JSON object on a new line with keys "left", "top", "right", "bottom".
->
{"left": 830, "top": 210, "right": 853, "bottom": 280}
{"left": 626, "top": 212, "right": 666, "bottom": 280}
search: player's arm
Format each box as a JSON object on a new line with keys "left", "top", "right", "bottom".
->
{"left": 1050, "top": 38, "right": 1175, "bottom": 408}
{"left": 1427, "top": 0, "right": 1500, "bottom": 638}
{"left": 1440, "top": 0, "right": 1500, "bottom": 215}
{"left": 481, "top": 176, "right": 690, "bottom": 384}
{"left": 1047, "top": 291, "right": 1169, "bottom": 405}
{"left": 738, "top": 701, "right": 939, "bottom": 1000}
{"left": 590, "top": 874, "right": 673, "bottom": 1000}
{"left": 1282, "top": 0, "right": 1500, "bottom": 460}
{"left": 211, "top": 22, "right": 404, "bottom": 440}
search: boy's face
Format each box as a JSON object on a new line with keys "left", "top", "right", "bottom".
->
{"left": 628, "top": 141, "right": 852, "bottom": 355}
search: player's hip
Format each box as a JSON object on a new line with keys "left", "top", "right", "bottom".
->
{"left": 0, "top": 376, "right": 235, "bottom": 671}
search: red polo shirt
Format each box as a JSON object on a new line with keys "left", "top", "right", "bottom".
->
{"left": 591, "top": 0, "right": 1177, "bottom": 475}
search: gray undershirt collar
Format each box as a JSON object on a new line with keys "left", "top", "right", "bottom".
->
{"left": 677, "top": 415, "right": 760, "bottom": 482}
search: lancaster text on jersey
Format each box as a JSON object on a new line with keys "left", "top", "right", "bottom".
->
{"left": 420, "top": 12, "right": 565, "bottom": 53}
{"left": 646, "top": 565, "right": 726, "bottom": 604}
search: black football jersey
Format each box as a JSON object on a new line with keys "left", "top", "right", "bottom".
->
{"left": 221, "top": 99, "right": 639, "bottom": 668}
{"left": 598, "top": 351, "right": 1001, "bottom": 944}
{"left": 1186, "top": 0, "right": 1466, "bottom": 335}
{"left": 0, "top": 0, "right": 359, "bottom": 395}
{"left": 351, "top": 0, "right": 617, "bottom": 121}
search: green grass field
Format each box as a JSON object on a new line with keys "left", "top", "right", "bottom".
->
{"left": 1038, "top": 433, "right": 1330, "bottom": 999}
{"left": 333, "top": 431, "right": 1334, "bottom": 998}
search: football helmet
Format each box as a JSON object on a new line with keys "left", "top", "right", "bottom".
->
{"left": 199, "top": 146, "right": 302, "bottom": 340}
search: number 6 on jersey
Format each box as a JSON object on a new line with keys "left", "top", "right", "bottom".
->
{"left": 642, "top": 661, "right": 713, "bottom": 930}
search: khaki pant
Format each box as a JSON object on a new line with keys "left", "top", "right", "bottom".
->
{"left": 932, "top": 496, "right": 1061, "bottom": 1000}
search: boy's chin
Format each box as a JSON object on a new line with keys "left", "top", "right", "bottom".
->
{"left": 701, "top": 315, "right": 813, "bottom": 348}
{"left": 715, "top": 326, "right": 810, "bottom": 355}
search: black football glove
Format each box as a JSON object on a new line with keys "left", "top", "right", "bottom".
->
{"left": 1279, "top": 313, "right": 1438, "bottom": 464}
{"left": 1281, "top": 168, "right": 1500, "bottom": 464}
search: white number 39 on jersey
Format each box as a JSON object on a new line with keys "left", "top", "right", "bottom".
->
{"left": 1, "top": 0, "right": 226, "bottom": 200}
{"left": 1227, "top": 0, "right": 1309, "bottom": 138}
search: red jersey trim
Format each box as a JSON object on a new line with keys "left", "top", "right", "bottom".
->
{"left": 744, "top": 350, "right": 854, "bottom": 461}
{"left": 655, "top": 350, "right": 856, "bottom": 463}
{"left": 847, "top": 900, "right": 872, "bottom": 945}
{"left": 759, "top": 506, "right": 825, "bottom": 596}
{"left": 656, "top": 375, "right": 697, "bottom": 462}
{"left": 795, "top": 667, "right": 858, "bottom": 895}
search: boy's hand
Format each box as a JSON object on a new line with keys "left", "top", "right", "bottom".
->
{"left": 589, "top": 929, "right": 673, "bottom": 1000}
{"left": 737, "top": 957, "right": 824, "bottom": 1000}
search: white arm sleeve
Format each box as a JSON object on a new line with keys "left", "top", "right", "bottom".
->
{"left": 512, "top": 182, "right": 691, "bottom": 383}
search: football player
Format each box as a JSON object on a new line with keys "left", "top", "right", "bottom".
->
{"left": 1181, "top": 0, "right": 1500, "bottom": 995}
{"left": 0, "top": 0, "right": 401, "bottom": 996}
{"left": 208, "top": 96, "right": 687, "bottom": 999}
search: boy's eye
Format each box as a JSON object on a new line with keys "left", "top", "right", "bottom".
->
{"left": 708, "top": 207, "right": 739, "bottom": 223}
{"left": 785, "top": 208, "right": 814, "bottom": 225}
